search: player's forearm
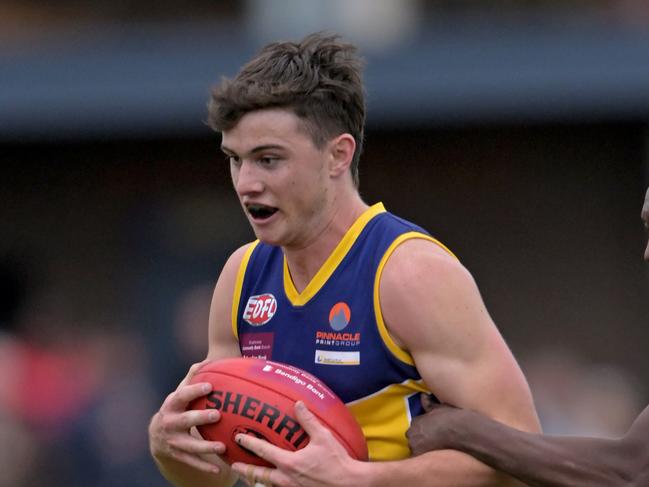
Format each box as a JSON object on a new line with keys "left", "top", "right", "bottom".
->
{"left": 450, "top": 420, "right": 633, "bottom": 487}
{"left": 353, "top": 449, "right": 519, "bottom": 487}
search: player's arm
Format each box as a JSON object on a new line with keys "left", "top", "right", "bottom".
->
{"left": 363, "top": 238, "right": 541, "bottom": 486}
{"left": 228, "top": 239, "right": 540, "bottom": 487}
{"left": 149, "top": 244, "right": 248, "bottom": 487}
{"left": 408, "top": 402, "right": 649, "bottom": 487}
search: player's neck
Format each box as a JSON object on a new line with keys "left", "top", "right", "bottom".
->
{"left": 283, "top": 193, "right": 368, "bottom": 293}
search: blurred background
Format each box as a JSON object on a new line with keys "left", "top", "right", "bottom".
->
{"left": 1, "top": 1, "right": 649, "bottom": 485}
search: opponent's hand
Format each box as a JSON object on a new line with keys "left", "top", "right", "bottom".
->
{"left": 407, "top": 395, "right": 465, "bottom": 455}
{"left": 230, "top": 401, "right": 363, "bottom": 487}
{"left": 149, "top": 360, "right": 226, "bottom": 474}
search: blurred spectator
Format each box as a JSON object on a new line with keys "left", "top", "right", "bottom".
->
{"left": 0, "top": 254, "right": 162, "bottom": 486}
{"left": 60, "top": 328, "right": 161, "bottom": 487}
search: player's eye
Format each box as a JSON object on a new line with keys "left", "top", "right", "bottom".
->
{"left": 258, "top": 156, "right": 279, "bottom": 167}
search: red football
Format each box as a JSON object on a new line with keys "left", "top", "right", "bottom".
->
{"left": 188, "top": 357, "right": 368, "bottom": 466}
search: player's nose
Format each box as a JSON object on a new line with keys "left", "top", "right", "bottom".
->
{"left": 234, "top": 161, "right": 264, "bottom": 195}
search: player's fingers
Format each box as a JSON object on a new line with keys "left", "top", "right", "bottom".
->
{"left": 179, "top": 409, "right": 221, "bottom": 430}
{"left": 164, "top": 382, "right": 213, "bottom": 411}
{"left": 177, "top": 360, "right": 212, "bottom": 389}
{"left": 421, "top": 396, "right": 457, "bottom": 416}
{"left": 176, "top": 382, "right": 214, "bottom": 406}
{"left": 420, "top": 393, "right": 438, "bottom": 413}
{"left": 168, "top": 448, "right": 221, "bottom": 475}
{"left": 234, "top": 433, "right": 285, "bottom": 466}
{"left": 293, "top": 400, "right": 326, "bottom": 441}
{"left": 168, "top": 435, "right": 226, "bottom": 456}
{"left": 156, "top": 408, "right": 220, "bottom": 436}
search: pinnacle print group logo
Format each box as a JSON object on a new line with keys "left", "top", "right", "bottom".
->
{"left": 328, "top": 302, "right": 351, "bottom": 331}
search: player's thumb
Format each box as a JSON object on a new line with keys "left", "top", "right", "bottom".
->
{"left": 420, "top": 393, "right": 438, "bottom": 413}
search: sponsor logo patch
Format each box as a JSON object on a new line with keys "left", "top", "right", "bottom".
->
{"left": 315, "top": 350, "right": 360, "bottom": 366}
{"left": 240, "top": 332, "right": 274, "bottom": 359}
{"left": 315, "top": 330, "right": 361, "bottom": 347}
{"left": 328, "top": 302, "right": 351, "bottom": 331}
{"left": 243, "top": 293, "right": 277, "bottom": 326}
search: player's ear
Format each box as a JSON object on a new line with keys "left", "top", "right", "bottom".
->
{"left": 328, "top": 133, "right": 356, "bottom": 179}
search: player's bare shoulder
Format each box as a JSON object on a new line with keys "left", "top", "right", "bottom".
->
{"left": 207, "top": 242, "right": 257, "bottom": 359}
{"left": 379, "top": 237, "right": 486, "bottom": 351}
{"left": 224, "top": 242, "right": 257, "bottom": 276}
{"left": 380, "top": 237, "right": 474, "bottom": 308}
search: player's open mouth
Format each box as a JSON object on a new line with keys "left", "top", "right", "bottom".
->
{"left": 246, "top": 203, "right": 278, "bottom": 221}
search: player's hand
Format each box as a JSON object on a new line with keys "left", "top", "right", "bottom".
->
{"left": 148, "top": 360, "right": 226, "bottom": 474}
{"left": 407, "top": 395, "right": 464, "bottom": 455}
{"left": 230, "top": 401, "right": 364, "bottom": 487}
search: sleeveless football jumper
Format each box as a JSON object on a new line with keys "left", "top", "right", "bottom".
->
{"left": 231, "top": 203, "right": 456, "bottom": 460}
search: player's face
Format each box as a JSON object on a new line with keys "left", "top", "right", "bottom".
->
{"left": 642, "top": 187, "right": 649, "bottom": 262}
{"left": 221, "top": 108, "right": 333, "bottom": 248}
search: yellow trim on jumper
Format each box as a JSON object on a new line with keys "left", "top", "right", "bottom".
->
{"left": 346, "top": 378, "right": 430, "bottom": 460}
{"left": 373, "top": 232, "right": 458, "bottom": 365}
{"left": 283, "top": 203, "right": 386, "bottom": 306}
{"left": 231, "top": 241, "right": 260, "bottom": 340}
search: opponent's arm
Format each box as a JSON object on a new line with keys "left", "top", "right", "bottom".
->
{"left": 408, "top": 402, "right": 649, "bottom": 487}
{"left": 149, "top": 244, "right": 249, "bottom": 487}
{"left": 363, "top": 238, "right": 541, "bottom": 486}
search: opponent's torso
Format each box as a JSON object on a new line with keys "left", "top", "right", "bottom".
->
{"left": 232, "top": 203, "right": 450, "bottom": 460}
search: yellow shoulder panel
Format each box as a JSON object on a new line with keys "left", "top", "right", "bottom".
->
{"left": 373, "top": 232, "right": 457, "bottom": 365}
{"left": 231, "top": 241, "right": 260, "bottom": 340}
{"left": 347, "top": 379, "right": 430, "bottom": 460}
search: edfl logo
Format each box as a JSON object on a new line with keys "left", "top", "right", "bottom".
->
{"left": 243, "top": 294, "right": 277, "bottom": 326}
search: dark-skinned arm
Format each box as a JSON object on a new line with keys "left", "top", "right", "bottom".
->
{"left": 407, "top": 400, "right": 649, "bottom": 487}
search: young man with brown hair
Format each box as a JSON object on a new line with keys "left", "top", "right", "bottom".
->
{"left": 148, "top": 32, "right": 540, "bottom": 487}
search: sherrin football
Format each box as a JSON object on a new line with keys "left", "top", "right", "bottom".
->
{"left": 188, "top": 357, "right": 368, "bottom": 467}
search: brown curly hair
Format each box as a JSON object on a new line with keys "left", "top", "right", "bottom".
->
{"left": 207, "top": 32, "right": 366, "bottom": 187}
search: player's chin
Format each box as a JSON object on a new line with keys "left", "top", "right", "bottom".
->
{"left": 250, "top": 226, "right": 285, "bottom": 247}
{"left": 252, "top": 231, "right": 281, "bottom": 246}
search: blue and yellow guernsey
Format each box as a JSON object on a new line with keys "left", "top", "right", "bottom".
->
{"left": 231, "top": 203, "right": 455, "bottom": 461}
